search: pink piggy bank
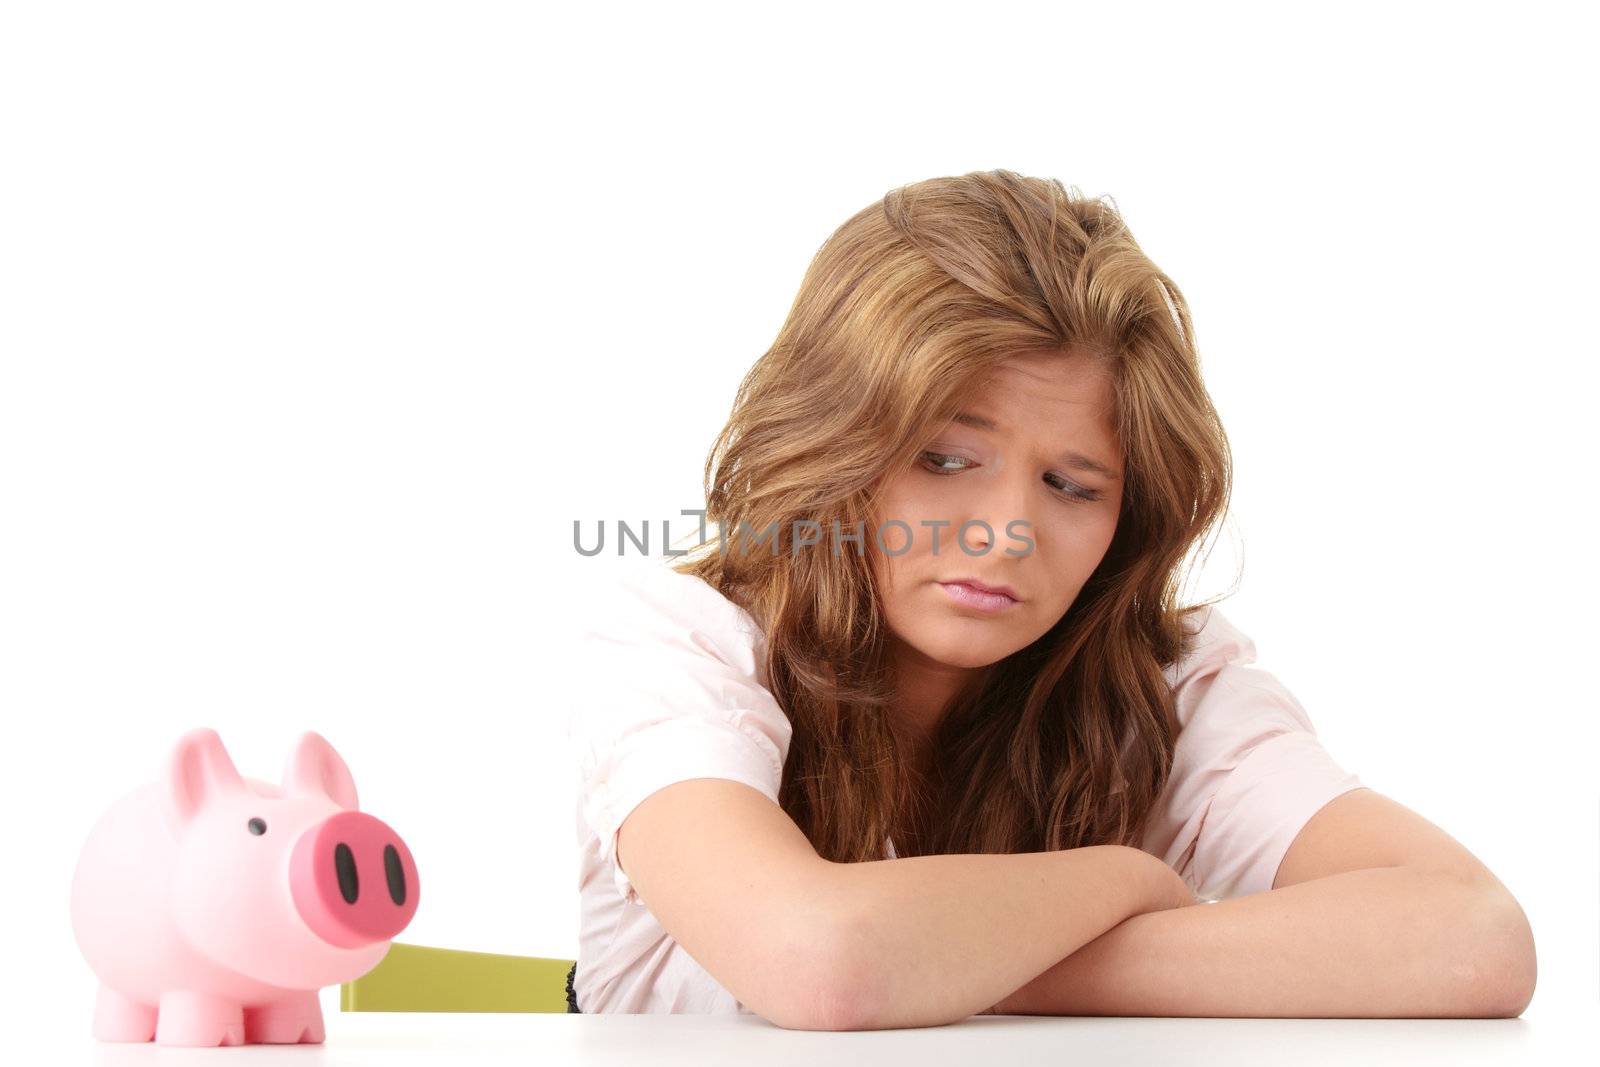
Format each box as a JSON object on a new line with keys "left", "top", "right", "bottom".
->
{"left": 69, "top": 727, "right": 421, "bottom": 1046}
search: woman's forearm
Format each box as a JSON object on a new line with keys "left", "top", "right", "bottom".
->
{"left": 830, "top": 844, "right": 1188, "bottom": 1028}
{"left": 992, "top": 866, "right": 1534, "bottom": 1018}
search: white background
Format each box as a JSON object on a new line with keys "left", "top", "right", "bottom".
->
{"left": 3, "top": 0, "right": 1595, "bottom": 1053}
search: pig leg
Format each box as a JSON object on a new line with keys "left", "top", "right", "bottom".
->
{"left": 244, "top": 991, "right": 324, "bottom": 1044}
{"left": 154, "top": 990, "right": 245, "bottom": 1047}
{"left": 91, "top": 983, "right": 156, "bottom": 1042}
{"left": 302, "top": 993, "right": 327, "bottom": 1043}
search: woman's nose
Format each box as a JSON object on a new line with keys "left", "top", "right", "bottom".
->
{"left": 954, "top": 471, "right": 1034, "bottom": 557}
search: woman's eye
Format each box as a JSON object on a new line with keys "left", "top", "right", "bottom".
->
{"left": 1045, "top": 473, "right": 1103, "bottom": 504}
{"left": 921, "top": 451, "right": 1102, "bottom": 505}
{"left": 919, "top": 450, "right": 972, "bottom": 474}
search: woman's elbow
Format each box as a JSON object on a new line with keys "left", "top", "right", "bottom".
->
{"left": 763, "top": 979, "right": 877, "bottom": 1031}
{"left": 759, "top": 915, "right": 882, "bottom": 1030}
{"left": 1486, "top": 898, "right": 1536, "bottom": 1017}
{"left": 1460, "top": 880, "right": 1537, "bottom": 1018}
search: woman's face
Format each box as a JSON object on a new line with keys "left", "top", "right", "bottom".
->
{"left": 868, "top": 350, "right": 1124, "bottom": 671}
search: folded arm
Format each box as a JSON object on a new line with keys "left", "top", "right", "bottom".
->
{"left": 989, "top": 789, "right": 1537, "bottom": 1019}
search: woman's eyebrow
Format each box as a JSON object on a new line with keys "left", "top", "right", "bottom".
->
{"left": 951, "top": 410, "right": 1121, "bottom": 480}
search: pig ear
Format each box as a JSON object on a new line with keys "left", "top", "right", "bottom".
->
{"left": 162, "top": 728, "right": 246, "bottom": 832}
{"left": 283, "top": 730, "right": 360, "bottom": 810}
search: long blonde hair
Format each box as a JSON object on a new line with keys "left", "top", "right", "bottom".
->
{"left": 670, "top": 169, "right": 1233, "bottom": 862}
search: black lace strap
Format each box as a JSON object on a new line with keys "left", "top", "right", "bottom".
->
{"left": 565, "top": 961, "right": 581, "bottom": 1013}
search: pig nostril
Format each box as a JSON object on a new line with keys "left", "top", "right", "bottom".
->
{"left": 384, "top": 844, "right": 407, "bottom": 906}
{"left": 334, "top": 842, "right": 359, "bottom": 904}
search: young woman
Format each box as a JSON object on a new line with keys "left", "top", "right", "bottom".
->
{"left": 565, "top": 170, "right": 1536, "bottom": 1027}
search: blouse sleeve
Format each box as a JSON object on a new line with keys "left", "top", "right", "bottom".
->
{"left": 566, "top": 559, "right": 793, "bottom": 907}
{"left": 1141, "top": 604, "right": 1365, "bottom": 901}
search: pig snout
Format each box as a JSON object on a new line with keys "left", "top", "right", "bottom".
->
{"left": 289, "top": 810, "right": 420, "bottom": 949}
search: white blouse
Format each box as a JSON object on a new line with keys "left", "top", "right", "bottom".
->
{"left": 567, "top": 556, "right": 1363, "bottom": 1013}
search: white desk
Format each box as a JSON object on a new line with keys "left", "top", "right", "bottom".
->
{"left": 55, "top": 1009, "right": 1586, "bottom": 1066}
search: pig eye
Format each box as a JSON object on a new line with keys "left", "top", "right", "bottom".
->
{"left": 247, "top": 818, "right": 267, "bottom": 835}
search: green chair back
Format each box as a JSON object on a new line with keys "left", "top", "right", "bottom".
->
{"left": 340, "top": 941, "right": 576, "bottom": 1013}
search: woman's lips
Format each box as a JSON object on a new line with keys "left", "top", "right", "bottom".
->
{"left": 938, "top": 581, "right": 1020, "bottom": 613}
